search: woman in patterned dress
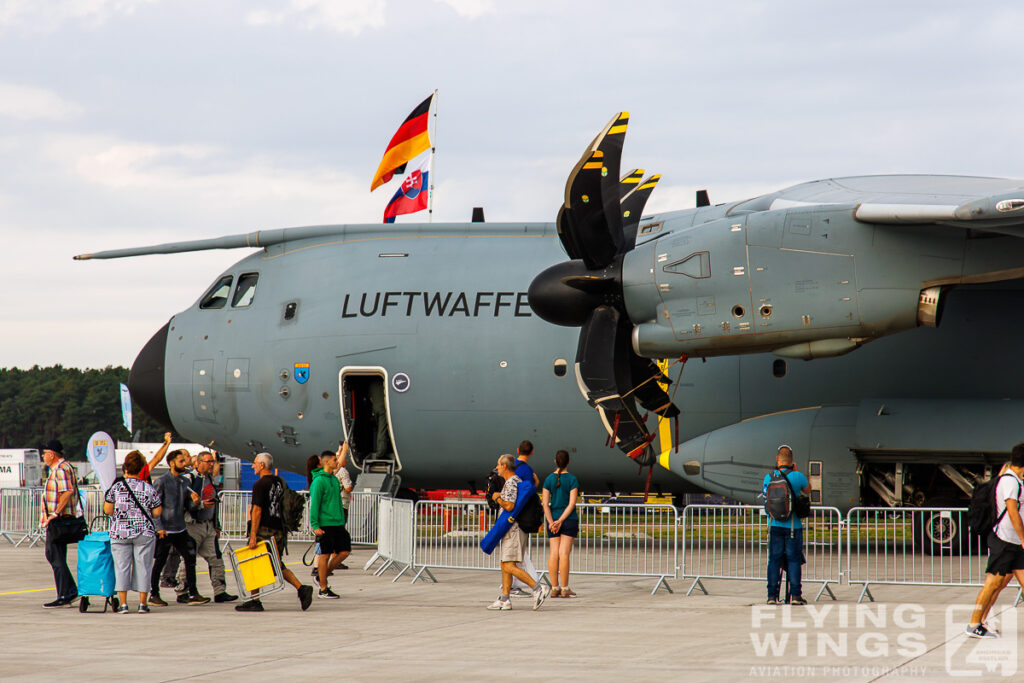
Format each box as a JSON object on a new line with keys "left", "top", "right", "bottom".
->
{"left": 103, "top": 451, "right": 163, "bottom": 613}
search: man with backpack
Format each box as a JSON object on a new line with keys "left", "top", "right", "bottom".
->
{"left": 965, "top": 445, "right": 1024, "bottom": 638}
{"left": 509, "top": 440, "right": 542, "bottom": 596}
{"left": 235, "top": 452, "right": 314, "bottom": 612}
{"left": 486, "top": 454, "right": 551, "bottom": 611}
{"left": 763, "top": 445, "right": 811, "bottom": 606}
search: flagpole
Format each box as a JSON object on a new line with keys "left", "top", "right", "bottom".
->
{"left": 428, "top": 88, "right": 437, "bottom": 223}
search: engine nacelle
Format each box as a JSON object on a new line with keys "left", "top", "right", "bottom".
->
{"left": 664, "top": 405, "right": 861, "bottom": 511}
{"left": 622, "top": 209, "right": 952, "bottom": 359}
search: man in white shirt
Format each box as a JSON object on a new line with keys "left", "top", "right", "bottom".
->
{"left": 334, "top": 442, "right": 354, "bottom": 570}
{"left": 966, "top": 445, "right": 1024, "bottom": 638}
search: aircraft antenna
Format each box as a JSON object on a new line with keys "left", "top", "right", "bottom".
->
{"left": 428, "top": 88, "right": 438, "bottom": 223}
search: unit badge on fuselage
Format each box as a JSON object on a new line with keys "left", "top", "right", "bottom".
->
{"left": 294, "top": 362, "right": 310, "bottom": 384}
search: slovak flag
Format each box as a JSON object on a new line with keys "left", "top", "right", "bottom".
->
{"left": 383, "top": 156, "right": 429, "bottom": 223}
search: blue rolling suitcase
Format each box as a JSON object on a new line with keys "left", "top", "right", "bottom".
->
{"left": 77, "top": 527, "right": 119, "bottom": 613}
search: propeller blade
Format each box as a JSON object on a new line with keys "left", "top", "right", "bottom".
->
{"left": 574, "top": 305, "right": 626, "bottom": 412}
{"left": 618, "top": 168, "right": 645, "bottom": 200}
{"left": 557, "top": 112, "right": 630, "bottom": 269}
{"left": 628, "top": 356, "right": 680, "bottom": 419}
{"left": 575, "top": 305, "right": 658, "bottom": 461}
{"left": 596, "top": 403, "right": 655, "bottom": 462}
{"left": 621, "top": 174, "right": 661, "bottom": 251}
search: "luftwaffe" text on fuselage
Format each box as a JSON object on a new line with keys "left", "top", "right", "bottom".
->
{"left": 341, "top": 291, "right": 532, "bottom": 318}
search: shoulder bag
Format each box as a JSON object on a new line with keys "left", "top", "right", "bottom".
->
{"left": 44, "top": 462, "right": 88, "bottom": 544}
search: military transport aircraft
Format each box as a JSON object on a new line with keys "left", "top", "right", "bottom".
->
{"left": 77, "top": 112, "right": 1024, "bottom": 551}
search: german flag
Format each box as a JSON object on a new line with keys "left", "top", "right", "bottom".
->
{"left": 370, "top": 94, "right": 433, "bottom": 191}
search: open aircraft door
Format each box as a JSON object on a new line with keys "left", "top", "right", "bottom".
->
{"left": 338, "top": 367, "right": 401, "bottom": 473}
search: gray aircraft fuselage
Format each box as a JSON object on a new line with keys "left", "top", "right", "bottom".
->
{"left": 115, "top": 175, "right": 1024, "bottom": 511}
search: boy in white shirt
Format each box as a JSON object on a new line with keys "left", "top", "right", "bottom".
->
{"left": 966, "top": 445, "right": 1024, "bottom": 638}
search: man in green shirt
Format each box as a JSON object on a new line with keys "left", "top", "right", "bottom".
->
{"left": 309, "top": 451, "right": 350, "bottom": 599}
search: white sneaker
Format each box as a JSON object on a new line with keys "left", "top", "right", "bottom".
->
{"left": 532, "top": 584, "right": 551, "bottom": 610}
{"left": 487, "top": 598, "right": 511, "bottom": 611}
{"left": 509, "top": 587, "right": 531, "bottom": 598}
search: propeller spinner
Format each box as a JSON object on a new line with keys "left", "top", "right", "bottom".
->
{"left": 529, "top": 113, "right": 679, "bottom": 466}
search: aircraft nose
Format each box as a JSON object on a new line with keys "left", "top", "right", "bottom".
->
{"left": 128, "top": 321, "right": 173, "bottom": 429}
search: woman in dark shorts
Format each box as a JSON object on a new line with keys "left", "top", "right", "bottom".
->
{"left": 542, "top": 450, "right": 580, "bottom": 598}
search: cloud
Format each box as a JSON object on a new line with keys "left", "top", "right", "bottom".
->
{"left": 25, "top": 132, "right": 383, "bottom": 229}
{"left": 0, "top": 130, "right": 386, "bottom": 368}
{"left": 0, "top": 82, "right": 83, "bottom": 120}
{"left": 434, "top": 0, "right": 494, "bottom": 19}
{"left": 245, "top": 0, "right": 386, "bottom": 35}
{"left": 0, "top": 0, "right": 157, "bottom": 30}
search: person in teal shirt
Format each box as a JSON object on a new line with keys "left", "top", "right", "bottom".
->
{"left": 542, "top": 450, "right": 580, "bottom": 598}
{"left": 309, "top": 451, "right": 349, "bottom": 599}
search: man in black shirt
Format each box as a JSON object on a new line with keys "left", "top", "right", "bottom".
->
{"left": 235, "top": 452, "right": 313, "bottom": 612}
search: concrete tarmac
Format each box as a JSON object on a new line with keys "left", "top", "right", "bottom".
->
{"left": 0, "top": 544, "right": 1020, "bottom": 682}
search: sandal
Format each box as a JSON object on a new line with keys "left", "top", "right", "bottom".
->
{"left": 560, "top": 588, "right": 577, "bottom": 598}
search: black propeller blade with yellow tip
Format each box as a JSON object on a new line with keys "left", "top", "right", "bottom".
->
{"left": 555, "top": 112, "right": 629, "bottom": 269}
{"left": 621, "top": 173, "right": 661, "bottom": 251}
{"left": 530, "top": 112, "right": 680, "bottom": 467}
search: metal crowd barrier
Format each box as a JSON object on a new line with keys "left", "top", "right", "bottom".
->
{"left": 80, "top": 487, "right": 105, "bottom": 525}
{"left": 348, "top": 492, "right": 388, "bottom": 545}
{"left": 215, "top": 489, "right": 382, "bottom": 547}
{"left": 679, "top": 504, "right": 843, "bottom": 601}
{"left": 366, "top": 498, "right": 423, "bottom": 582}
{"left": 409, "top": 500, "right": 678, "bottom": 593}
{"left": 843, "top": 506, "right": 1016, "bottom": 604}
{"left": 0, "top": 488, "right": 44, "bottom": 546}
{"left": 7, "top": 485, "right": 1022, "bottom": 606}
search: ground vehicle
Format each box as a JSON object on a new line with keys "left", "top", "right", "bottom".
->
{"left": 0, "top": 449, "right": 43, "bottom": 487}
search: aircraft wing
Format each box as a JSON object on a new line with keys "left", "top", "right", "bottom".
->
{"left": 770, "top": 195, "right": 1024, "bottom": 237}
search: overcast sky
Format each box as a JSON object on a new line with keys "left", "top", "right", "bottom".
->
{"left": 3, "top": 0, "right": 1024, "bottom": 369}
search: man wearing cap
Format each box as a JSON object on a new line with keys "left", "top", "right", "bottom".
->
{"left": 39, "top": 440, "right": 83, "bottom": 608}
{"left": 763, "top": 444, "right": 811, "bottom": 606}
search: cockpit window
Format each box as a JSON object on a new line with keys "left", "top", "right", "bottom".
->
{"left": 199, "top": 275, "right": 233, "bottom": 309}
{"left": 232, "top": 272, "right": 259, "bottom": 308}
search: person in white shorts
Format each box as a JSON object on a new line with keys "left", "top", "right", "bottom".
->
{"left": 486, "top": 454, "right": 550, "bottom": 611}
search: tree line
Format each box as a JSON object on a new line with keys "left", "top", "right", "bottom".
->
{"left": 0, "top": 366, "right": 176, "bottom": 460}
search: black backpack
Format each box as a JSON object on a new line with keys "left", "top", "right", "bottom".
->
{"left": 281, "top": 480, "right": 307, "bottom": 533}
{"left": 515, "top": 492, "right": 544, "bottom": 534}
{"left": 967, "top": 473, "right": 1021, "bottom": 538}
{"left": 485, "top": 468, "right": 504, "bottom": 513}
{"left": 764, "top": 468, "right": 810, "bottom": 521}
